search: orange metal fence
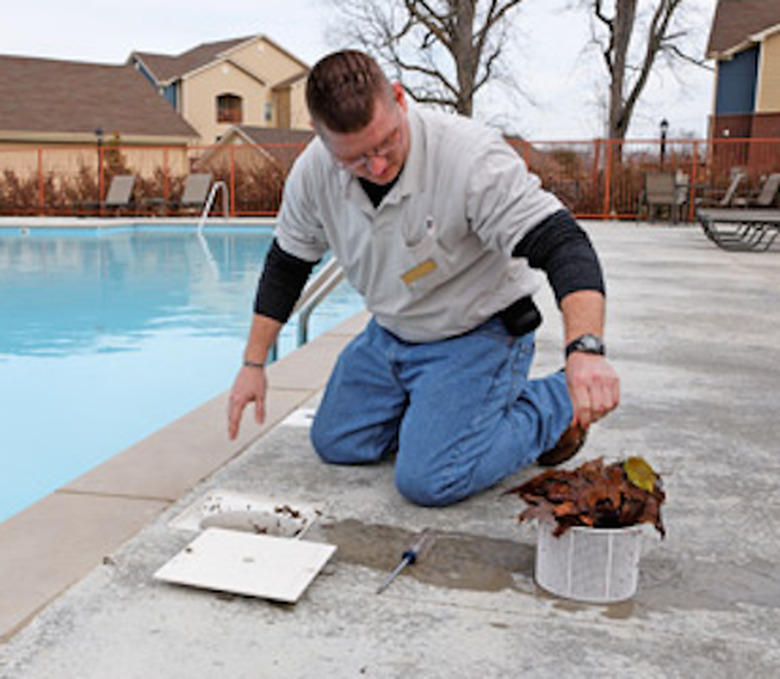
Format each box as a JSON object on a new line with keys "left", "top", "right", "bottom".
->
{"left": 1, "top": 137, "right": 779, "bottom": 220}
{"left": 510, "top": 137, "right": 780, "bottom": 221}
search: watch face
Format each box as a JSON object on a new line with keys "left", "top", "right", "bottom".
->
{"left": 567, "top": 334, "right": 605, "bottom": 357}
{"left": 581, "top": 335, "right": 602, "bottom": 352}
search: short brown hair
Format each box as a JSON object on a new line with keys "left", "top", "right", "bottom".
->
{"left": 306, "top": 50, "right": 393, "bottom": 133}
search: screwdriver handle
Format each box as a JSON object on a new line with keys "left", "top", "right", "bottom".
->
{"left": 402, "top": 528, "right": 436, "bottom": 565}
{"left": 376, "top": 528, "right": 436, "bottom": 594}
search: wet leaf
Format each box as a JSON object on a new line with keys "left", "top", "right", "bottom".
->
{"left": 504, "top": 457, "right": 666, "bottom": 537}
{"left": 623, "top": 456, "right": 658, "bottom": 492}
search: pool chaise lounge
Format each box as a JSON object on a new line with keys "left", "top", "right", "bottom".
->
{"left": 76, "top": 174, "right": 135, "bottom": 215}
{"left": 695, "top": 208, "right": 780, "bottom": 251}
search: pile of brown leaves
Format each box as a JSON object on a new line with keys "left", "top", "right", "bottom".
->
{"left": 505, "top": 457, "right": 666, "bottom": 537}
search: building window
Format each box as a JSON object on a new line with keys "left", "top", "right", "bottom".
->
{"left": 217, "top": 94, "right": 243, "bottom": 123}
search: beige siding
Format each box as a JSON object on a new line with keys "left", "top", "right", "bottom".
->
{"left": 183, "top": 64, "right": 267, "bottom": 145}
{"left": 289, "top": 80, "right": 309, "bottom": 130}
{"left": 180, "top": 37, "right": 310, "bottom": 142}
{"left": 275, "top": 89, "right": 291, "bottom": 128}
{"left": 0, "top": 143, "right": 189, "bottom": 180}
{"left": 231, "top": 37, "right": 309, "bottom": 131}
{"left": 757, "top": 32, "right": 780, "bottom": 112}
{"left": 230, "top": 38, "right": 304, "bottom": 86}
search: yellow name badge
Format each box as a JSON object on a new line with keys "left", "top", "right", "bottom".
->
{"left": 401, "top": 258, "right": 438, "bottom": 286}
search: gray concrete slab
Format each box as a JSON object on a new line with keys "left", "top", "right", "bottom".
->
{"left": 1, "top": 222, "right": 779, "bottom": 678}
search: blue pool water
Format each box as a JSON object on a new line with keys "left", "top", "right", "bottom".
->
{"left": 0, "top": 225, "right": 364, "bottom": 523}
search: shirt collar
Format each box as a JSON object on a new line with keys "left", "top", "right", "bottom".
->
{"left": 393, "top": 105, "right": 426, "bottom": 200}
{"left": 334, "top": 105, "right": 427, "bottom": 210}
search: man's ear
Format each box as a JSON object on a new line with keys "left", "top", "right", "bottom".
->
{"left": 392, "top": 82, "right": 407, "bottom": 111}
{"left": 309, "top": 119, "right": 327, "bottom": 141}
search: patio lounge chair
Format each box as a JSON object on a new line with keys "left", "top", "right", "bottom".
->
{"left": 695, "top": 207, "right": 780, "bottom": 251}
{"left": 733, "top": 173, "right": 780, "bottom": 208}
{"left": 78, "top": 174, "right": 135, "bottom": 215}
{"left": 173, "top": 173, "right": 213, "bottom": 214}
{"left": 104, "top": 175, "right": 135, "bottom": 210}
{"left": 696, "top": 170, "right": 745, "bottom": 209}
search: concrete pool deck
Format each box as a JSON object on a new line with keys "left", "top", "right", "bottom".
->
{"left": 1, "top": 221, "right": 779, "bottom": 677}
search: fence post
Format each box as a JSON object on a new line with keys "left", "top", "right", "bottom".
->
{"left": 163, "top": 147, "right": 169, "bottom": 214}
{"left": 98, "top": 147, "right": 104, "bottom": 216}
{"left": 603, "top": 139, "right": 612, "bottom": 218}
{"left": 37, "top": 148, "right": 44, "bottom": 215}
{"left": 592, "top": 139, "right": 601, "bottom": 215}
{"left": 230, "top": 145, "right": 236, "bottom": 217}
{"left": 688, "top": 140, "right": 698, "bottom": 222}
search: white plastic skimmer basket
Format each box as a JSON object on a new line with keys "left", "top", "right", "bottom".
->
{"left": 535, "top": 521, "right": 643, "bottom": 603}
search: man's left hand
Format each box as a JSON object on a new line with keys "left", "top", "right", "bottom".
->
{"left": 565, "top": 352, "right": 620, "bottom": 428}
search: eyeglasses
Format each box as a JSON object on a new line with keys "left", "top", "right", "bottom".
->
{"left": 335, "top": 122, "right": 404, "bottom": 172}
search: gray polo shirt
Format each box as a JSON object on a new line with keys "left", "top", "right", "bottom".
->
{"left": 275, "top": 105, "right": 563, "bottom": 343}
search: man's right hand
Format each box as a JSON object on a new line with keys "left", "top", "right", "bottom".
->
{"left": 227, "top": 364, "right": 267, "bottom": 440}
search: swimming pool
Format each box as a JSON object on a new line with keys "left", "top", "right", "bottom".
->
{"left": 0, "top": 225, "right": 364, "bottom": 523}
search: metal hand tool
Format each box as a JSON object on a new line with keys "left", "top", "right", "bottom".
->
{"left": 376, "top": 528, "right": 436, "bottom": 594}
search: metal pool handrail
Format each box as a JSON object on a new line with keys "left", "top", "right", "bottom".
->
{"left": 197, "top": 181, "right": 230, "bottom": 232}
{"left": 267, "top": 257, "right": 345, "bottom": 362}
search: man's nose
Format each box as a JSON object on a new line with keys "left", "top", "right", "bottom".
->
{"left": 366, "top": 154, "right": 389, "bottom": 176}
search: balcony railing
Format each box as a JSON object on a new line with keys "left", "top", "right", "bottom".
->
{"left": 216, "top": 109, "right": 243, "bottom": 124}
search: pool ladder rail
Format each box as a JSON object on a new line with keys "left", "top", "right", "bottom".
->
{"left": 197, "top": 181, "right": 230, "bottom": 233}
{"left": 268, "top": 257, "right": 345, "bottom": 363}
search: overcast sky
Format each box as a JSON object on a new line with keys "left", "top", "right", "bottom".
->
{"left": 2, "top": 0, "right": 717, "bottom": 140}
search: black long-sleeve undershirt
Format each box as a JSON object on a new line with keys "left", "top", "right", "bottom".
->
{"left": 253, "top": 239, "right": 317, "bottom": 322}
{"left": 512, "top": 209, "right": 605, "bottom": 304}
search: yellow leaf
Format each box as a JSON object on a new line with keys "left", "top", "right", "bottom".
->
{"left": 623, "top": 457, "right": 657, "bottom": 492}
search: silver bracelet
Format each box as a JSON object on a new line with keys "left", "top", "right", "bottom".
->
{"left": 243, "top": 360, "right": 265, "bottom": 369}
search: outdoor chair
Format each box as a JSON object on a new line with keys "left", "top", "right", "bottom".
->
{"left": 696, "top": 170, "right": 745, "bottom": 209}
{"left": 695, "top": 207, "right": 780, "bottom": 251}
{"left": 674, "top": 170, "right": 690, "bottom": 220}
{"left": 696, "top": 173, "right": 780, "bottom": 251}
{"left": 173, "top": 173, "right": 213, "bottom": 214}
{"left": 78, "top": 174, "right": 135, "bottom": 215}
{"left": 643, "top": 171, "right": 679, "bottom": 222}
{"left": 733, "top": 173, "right": 780, "bottom": 208}
{"left": 143, "top": 173, "right": 213, "bottom": 216}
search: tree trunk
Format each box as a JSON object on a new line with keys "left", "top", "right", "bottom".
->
{"left": 453, "top": 0, "right": 477, "bottom": 116}
{"left": 608, "top": 0, "right": 637, "bottom": 142}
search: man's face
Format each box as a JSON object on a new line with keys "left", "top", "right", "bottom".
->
{"left": 318, "top": 83, "right": 410, "bottom": 185}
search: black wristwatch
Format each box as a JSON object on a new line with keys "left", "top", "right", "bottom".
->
{"left": 565, "top": 334, "right": 606, "bottom": 359}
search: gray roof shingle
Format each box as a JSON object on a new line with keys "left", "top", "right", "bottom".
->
{"left": 131, "top": 36, "right": 253, "bottom": 84}
{"left": 707, "top": 0, "right": 780, "bottom": 57}
{"left": 235, "top": 126, "right": 314, "bottom": 146}
{"left": 0, "top": 55, "right": 197, "bottom": 138}
{"left": 230, "top": 126, "right": 314, "bottom": 171}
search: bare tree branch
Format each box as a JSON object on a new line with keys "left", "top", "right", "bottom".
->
{"left": 326, "top": 0, "right": 526, "bottom": 117}
{"left": 666, "top": 44, "right": 713, "bottom": 70}
{"left": 584, "top": 0, "right": 707, "bottom": 143}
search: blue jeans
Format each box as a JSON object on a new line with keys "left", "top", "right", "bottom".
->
{"left": 310, "top": 317, "right": 572, "bottom": 506}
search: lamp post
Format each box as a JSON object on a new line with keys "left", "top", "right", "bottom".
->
{"left": 659, "top": 118, "right": 669, "bottom": 170}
